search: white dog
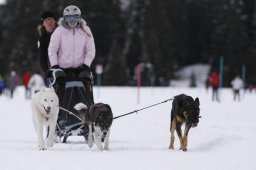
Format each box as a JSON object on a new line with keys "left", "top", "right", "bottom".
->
{"left": 74, "top": 103, "right": 113, "bottom": 151}
{"left": 31, "top": 87, "right": 59, "bottom": 150}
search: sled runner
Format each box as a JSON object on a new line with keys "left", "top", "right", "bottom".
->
{"left": 48, "top": 68, "right": 94, "bottom": 143}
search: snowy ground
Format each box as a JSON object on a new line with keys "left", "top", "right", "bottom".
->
{"left": 0, "top": 86, "right": 256, "bottom": 170}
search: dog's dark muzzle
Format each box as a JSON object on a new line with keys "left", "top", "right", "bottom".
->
{"left": 103, "top": 131, "right": 107, "bottom": 136}
{"left": 186, "top": 121, "right": 198, "bottom": 128}
{"left": 186, "top": 115, "right": 201, "bottom": 128}
{"left": 186, "top": 119, "right": 199, "bottom": 128}
{"left": 191, "top": 123, "right": 198, "bottom": 128}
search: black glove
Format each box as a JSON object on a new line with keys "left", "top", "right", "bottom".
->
{"left": 51, "top": 65, "right": 60, "bottom": 69}
{"left": 50, "top": 65, "right": 66, "bottom": 79}
{"left": 78, "top": 64, "right": 93, "bottom": 82}
{"left": 55, "top": 69, "right": 66, "bottom": 79}
{"left": 78, "top": 64, "right": 91, "bottom": 72}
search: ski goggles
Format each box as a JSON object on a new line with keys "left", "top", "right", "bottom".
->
{"left": 64, "top": 16, "right": 80, "bottom": 23}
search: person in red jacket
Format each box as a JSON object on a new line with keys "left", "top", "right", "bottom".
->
{"left": 22, "top": 71, "right": 32, "bottom": 99}
{"left": 209, "top": 71, "right": 219, "bottom": 102}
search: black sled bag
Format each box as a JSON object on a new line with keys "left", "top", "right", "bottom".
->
{"left": 57, "top": 78, "right": 94, "bottom": 138}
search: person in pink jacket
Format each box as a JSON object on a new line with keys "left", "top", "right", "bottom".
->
{"left": 48, "top": 5, "right": 95, "bottom": 76}
{"left": 48, "top": 5, "right": 96, "bottom": 108}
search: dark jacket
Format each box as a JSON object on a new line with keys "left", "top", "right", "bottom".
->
{"left": 38, "top": 29, "right": 52, "bottom": 72}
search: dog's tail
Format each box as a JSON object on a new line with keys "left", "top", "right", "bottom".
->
{"left": 74, "top": 103, "right": 88, "bottom": 111}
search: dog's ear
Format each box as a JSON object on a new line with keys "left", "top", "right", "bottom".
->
{"left": 195, "top": 97, "right": 200, "bottom": 106}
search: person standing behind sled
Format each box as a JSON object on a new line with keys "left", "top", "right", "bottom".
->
{"left": 37, "top": 10, "right": 57, "bottom": 85}
{"left": 209, "top": 71, "right": 220, "bottom": 102}
{"left": 48, "top": 5, "right": 96, "bottom": 105}
{"left": 231, "top": 75, "right": 243, "bottom": 101}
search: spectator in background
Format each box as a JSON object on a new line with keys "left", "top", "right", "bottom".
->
{"left": 37, "top": 10, "right": 58, "bottom": 85}
{"left": 0, "top": 75, "right": 4, "bottom": 95}
{"left": 231, "top": 75, "right": 243, "bottom": 101}
{"left": 205, "top": 74, "right": 211, "bottom": 92}
{"left": 248, "top": 83, "right": 254, "bottom": 93}
{"left": 27, "top": 72, "right": 45, "bottom": 95}
{"left": 22, "top": 71, "right": 32, "bottom": 99}
{"left": 209, "top": 71, "right": 219, "bottom": 102}
{"left": 6, "top": 71, "right": 20, "bottom": 98}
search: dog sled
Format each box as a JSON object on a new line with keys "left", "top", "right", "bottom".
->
{"left": 49, "top": 68, "right": 94, "bottom": 143}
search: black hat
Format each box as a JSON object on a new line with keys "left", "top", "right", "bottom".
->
{"left": 40, "top": 11, "right": 56, "bottom": 22}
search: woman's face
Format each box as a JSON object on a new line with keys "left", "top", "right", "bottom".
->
{"left": 67, "top": 22, "right": 78, "bottom": 28}
{"left": 43, "top": 17, "right": 56, "bottom": 33}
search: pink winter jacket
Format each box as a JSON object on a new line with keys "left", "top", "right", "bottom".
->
{"left": 48, "top": 18, "right": 96, "bottom": 68}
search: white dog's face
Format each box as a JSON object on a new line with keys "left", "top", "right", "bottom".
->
{"left": 39, "top": 88, "right": 58, "bottom": 116}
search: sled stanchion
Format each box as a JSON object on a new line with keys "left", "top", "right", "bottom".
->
{"left": 113, "top": 98, "right": 174, "bottom": 120}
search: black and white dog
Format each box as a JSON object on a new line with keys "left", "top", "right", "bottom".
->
{"left": 74, "top": 103, "right": 113, "bottom": 150}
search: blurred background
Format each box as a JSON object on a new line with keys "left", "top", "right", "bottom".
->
{"left": 0, "top": 0, "right": 256, "bottom": 87}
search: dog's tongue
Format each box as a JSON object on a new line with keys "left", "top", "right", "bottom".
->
{"left": 44, "top": 107, "right": 51, "bottom": 114}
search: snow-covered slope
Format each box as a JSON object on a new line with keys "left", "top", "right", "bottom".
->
{"left": 171, "top": 64, "right": 210, "bottom": 87}
{"left": 0, "top": 86, "right": 255, "bottom": 170}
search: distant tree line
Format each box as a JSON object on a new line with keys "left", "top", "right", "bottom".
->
{"left": 0, "top": 0, "right": 256, "bottom": 86}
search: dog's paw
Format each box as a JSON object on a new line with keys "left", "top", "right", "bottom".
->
{"left": 88, "top": 141, "right": 93, "bottom": 148}
{"left": 168, "top": 146, "right": 174, "bottom": 150}
{"left": 179, "top": 146, "right": 187, "bottom": 151}
{"left": 88, "top": 135, "right": 94, "bottom": 148}
{"left": 104, "top": 146, "right": 109, "bottom": 150}
{"left": 95, "top": 141, "right": 104, "bottom": 151}
{"left": 38, "top": 145, "right": 47, "bottom": 150}
{"left": 88, "top": 138, "right": 93, "bottom": 148}
{"left": 46, "top": 139, "right": 54, "bottom": 147}
{"left": 84, "top": 135, "right": 89, "bottom": 144}
{"left": 97, "top": 145, "right": 104, "bottom": 151}
{"left": 38, "top": 141, "right": 46, "bottom": 150}
{"left": 54, "top": 136, "right": 61, "bottom": 143}
{"left": 182, "top": 148, "right": 187, "bottom": 152}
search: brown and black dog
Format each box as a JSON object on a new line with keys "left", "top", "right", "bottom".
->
{"left": 168, "top": 94, "right": 200, "bottom": 151}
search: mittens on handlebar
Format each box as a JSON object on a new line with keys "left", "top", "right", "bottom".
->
{"left": 78, "top": 64, "right": 93, "bottom": 82}
{"left": 50, "top": 65, "right": 66, "bottom": 79}
{"left": 55, "top": 69, "right": 66, "bottom": 79}
{"left": 51, "top": 65, "right": 61, "bottom": 69}
{"left": 78, "top": 64, "right": 91, "bottom": 72}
